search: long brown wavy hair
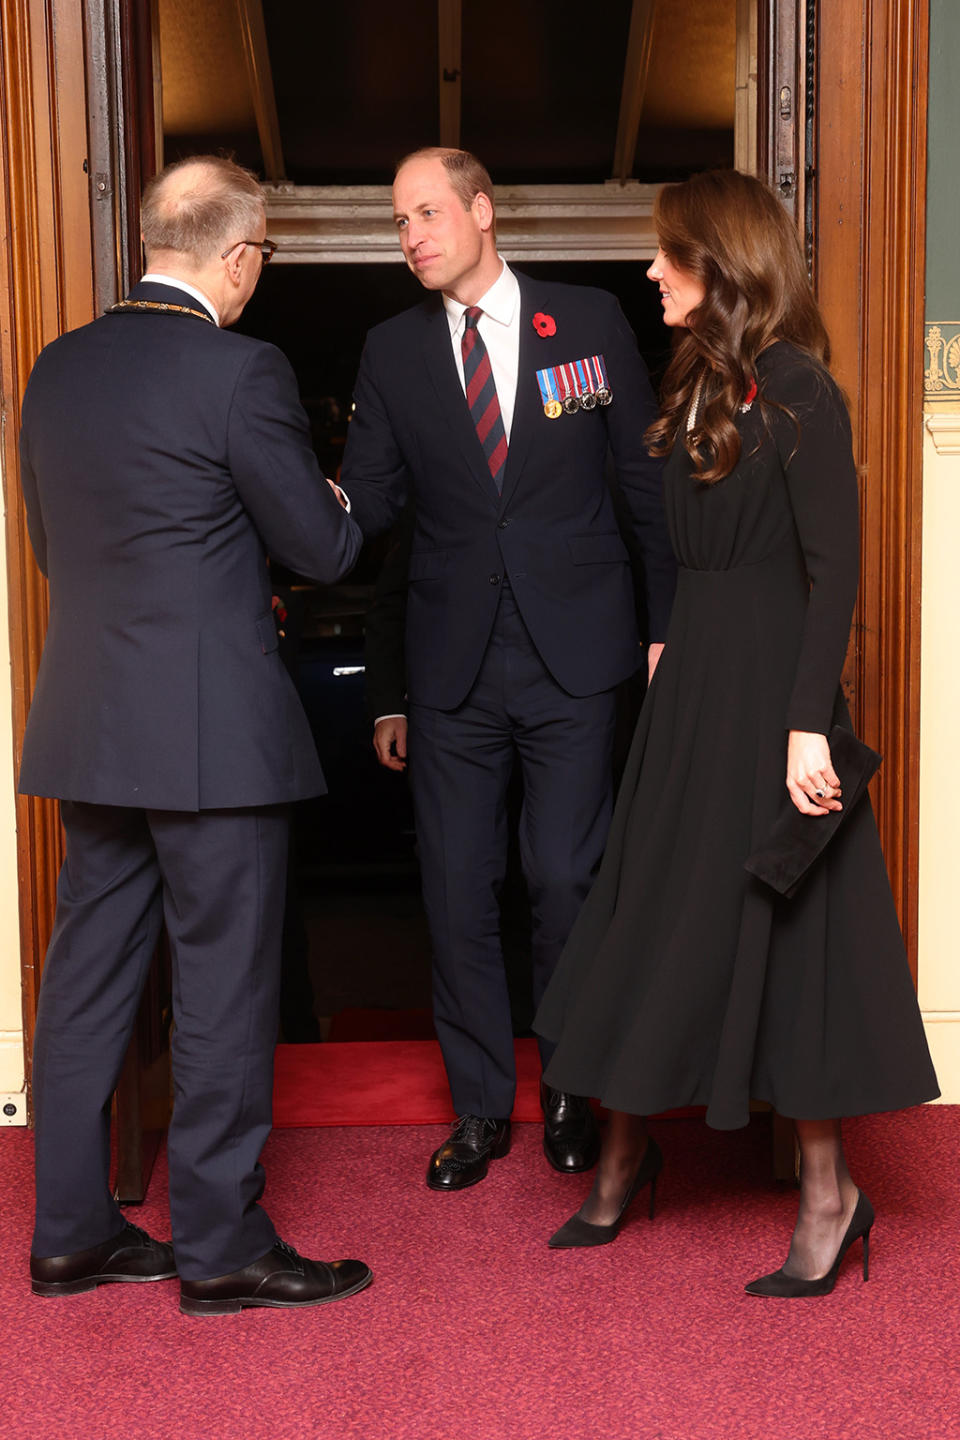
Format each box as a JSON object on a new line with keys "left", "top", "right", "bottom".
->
{"left": 645, "top": 170, "right": 831, "bottom": 482}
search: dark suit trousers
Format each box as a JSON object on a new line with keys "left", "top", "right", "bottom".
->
{"left": 408, "top": 585, "right": 616, "bottom": 1118}
{"left": 31, "top": 801, "right": 289, "bottom": 1281}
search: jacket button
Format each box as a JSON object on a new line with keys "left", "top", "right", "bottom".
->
{"left": 489, "top": 574, "right": 501, "bottom": 585}
{"left": 497, "top": 519, "right": 510, "bottom": 529}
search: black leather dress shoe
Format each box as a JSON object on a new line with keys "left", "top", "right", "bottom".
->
{"left": 426, "top": 1115, "right": 511, "bottom": 1191}
{"left": 541, "top": 1080, "right": 600, "bottom": 1173}
{"left": 179, "top": 1239, "right": 372, "bottom": 1316}
{"left": 30, "top": 1222, "right": 177, "bottom": 1296}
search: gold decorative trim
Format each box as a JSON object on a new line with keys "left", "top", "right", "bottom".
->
{"left": 925, "top": 321, "right": 960, "bottom": 398}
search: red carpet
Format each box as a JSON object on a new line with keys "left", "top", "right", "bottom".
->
{"left": 1, "top": 1106, "right": 957, "bottom": 1439}
{"left": 273, "top": 1038, "right": 545, "bottom": 1126}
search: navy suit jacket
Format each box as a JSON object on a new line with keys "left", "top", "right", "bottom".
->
{"left": 18, "top": 281, "right": 363, "bottom": 811}
{"left": 341, "top": 271, "right": 675, "bottom": 710}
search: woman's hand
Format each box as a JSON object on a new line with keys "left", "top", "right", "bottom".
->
{"left": 786, "top": 730, "right": 843, "bottom": 816}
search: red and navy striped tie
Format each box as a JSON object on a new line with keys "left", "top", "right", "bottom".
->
{"left": 462, "top": 306, "right": 508, "bottom": 491}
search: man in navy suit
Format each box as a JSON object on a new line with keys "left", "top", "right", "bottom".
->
{"left": 341, "top": 148, "right": 675, "bottom": 1190}
{"left": 20, "top": 156, "right": 371, "bottom": 1314}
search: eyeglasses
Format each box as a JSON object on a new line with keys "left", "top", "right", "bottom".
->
{"left": 220, "top": 238, "right": 278, "bottom": 263}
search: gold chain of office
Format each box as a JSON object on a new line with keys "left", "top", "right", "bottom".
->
{"left": 106, "top": 300, "right": 215, "bottom": 324}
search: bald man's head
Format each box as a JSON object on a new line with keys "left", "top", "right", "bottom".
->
{"left": 141, "top": 156, "right": 264, "bottom": 270}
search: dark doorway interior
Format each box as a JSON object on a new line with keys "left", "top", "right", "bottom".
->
{"left": 233, "top": 260, "right": 671, "bottom": 1043}
{"left": 153, "top": 0, "right": 735, "bottom": 1048}
{"left": 160, "top": 0, "right": 736, "bottom": 185}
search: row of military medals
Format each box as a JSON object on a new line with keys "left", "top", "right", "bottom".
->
{"left": 536, "top": 355, "right": 613, "bottom": 419}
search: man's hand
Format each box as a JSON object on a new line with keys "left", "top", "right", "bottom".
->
{"left": 647, "top": 642, "right": 665, "bottom": 682}
{"left": 786, "top": 730, "right": 843, "bottom": 816}
{"left": 373, "top": 715, "right": 408, "bottom": 771}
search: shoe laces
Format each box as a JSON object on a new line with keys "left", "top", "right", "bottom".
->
{"left": 274, "top": 1238, "right": 306, "bottom": 1274}
{"left": 451, "top": 1114, "right": 498, "bottom": 1145}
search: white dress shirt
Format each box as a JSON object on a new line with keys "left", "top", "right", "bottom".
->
{"left": 140, "top": 272, "right": 220, "bottom": 327}
{"left": 442, "top": 259, "right": 520, "bottom": 440}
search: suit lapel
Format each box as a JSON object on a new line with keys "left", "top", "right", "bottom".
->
{"left": 497, "top": 274, "right": 540, "bottom": 513}
{"left": 421, "top": 301, "right": 500, "bottom": 508}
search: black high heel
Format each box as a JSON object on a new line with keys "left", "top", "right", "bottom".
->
{"left": 547, "top": 1137, "right": 663, "bottom": 1248}
{"left": 744, "top": 1191, "right": 875, "bottom": 1297}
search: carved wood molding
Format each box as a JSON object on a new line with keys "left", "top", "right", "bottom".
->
{"left": 925, "top": 412, "right": 960, "bottom": 456}
{"left": 816, "top": 0, "right": 929, "bottom": 979}
{"left": 264, "top": 182, "right": 661, "bottom": 264}
{"left": 0, "top": 0, "right": 94, "bottom": 1069}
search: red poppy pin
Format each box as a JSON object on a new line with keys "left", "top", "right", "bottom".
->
{"left": 532, "top": 312, "right": 556, "bottom": 338}
{"left": 739, "top": 377, "right": 758, "bottom": 414}
{"left": 272, "top": 594, "right": 288, "bottom": 637}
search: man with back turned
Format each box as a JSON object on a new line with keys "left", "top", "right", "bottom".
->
{"left": 19, "top": 156, "right": 371, "bottom": 1315}
{"left": 341, "top": 148, "right": 676, "bottom": 1191}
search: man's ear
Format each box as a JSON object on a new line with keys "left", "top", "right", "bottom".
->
{"left": 474, "top": 191, "right": 495, "bottom": 234}
{"left": 224, "top": 245, "right": 245, "bottom": 287}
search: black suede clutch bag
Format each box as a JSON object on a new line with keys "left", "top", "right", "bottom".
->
{"left": 744, "top": 725, "right": 882, "bottom": 899}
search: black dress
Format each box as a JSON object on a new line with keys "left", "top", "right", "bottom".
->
{"left": 536, "top": 342, "right": 939, "bottom": 1129}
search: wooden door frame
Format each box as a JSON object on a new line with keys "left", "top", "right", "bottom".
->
{"left": 814, "top": 0, "right": 929, "bottom": 981}
{"left": 2, "top": 0, "right": 931, "bottom": 1079}
{"left": 1, "top": 0, "right": 163, "bottom": 1146}
{"left": 1, "top": 0, "right": 94, "bottom": 1086}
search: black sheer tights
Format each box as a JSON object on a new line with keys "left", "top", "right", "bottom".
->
{"left": 576, "top": 1111, "right": 650, "bottom": 1226}
{"left": 785, "top": 1118, "right": 860, "bottom": 1280}
{"left": 576, "top": 1112, "right": 858, "bottom": 1271}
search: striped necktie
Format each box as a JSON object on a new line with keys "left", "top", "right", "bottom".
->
{"left": 461, "top": 306, "right": 508, "bottom": 491}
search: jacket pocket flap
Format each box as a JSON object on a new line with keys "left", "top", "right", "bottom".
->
{"left": 567, "top": 533, "right": 629, "bottom": 565}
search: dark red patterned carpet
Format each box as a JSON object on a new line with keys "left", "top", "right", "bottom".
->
{"left": 1, "top": 1107, "right": 957, "bottom": 1440}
